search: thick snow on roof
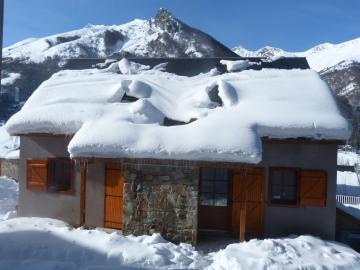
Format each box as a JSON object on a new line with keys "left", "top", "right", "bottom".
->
{"left": 6, "top": 60, "right": 351, "bottom": 163}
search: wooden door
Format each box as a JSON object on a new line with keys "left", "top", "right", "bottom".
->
{"left": 198, "top": 168, "right": 230, "bottom": 231}
{"left": 104, "top": 162, "right": 124, "bottom": 229}
{"left": 230, "top": 172, "right": 242, "bottom": 237}
{"left": 231, "top": 167, "right": 265, "bottom": 241}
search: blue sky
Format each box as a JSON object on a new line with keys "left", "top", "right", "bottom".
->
{"left": 4, "top": 0, "right": 360, "bottom": 51}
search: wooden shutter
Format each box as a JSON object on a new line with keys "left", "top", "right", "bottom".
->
{"left": 104, "top": 162, "right": 124, "bottom": 229}
{"left": 27, "top": 160, "right": 47, "bottom": 190}
{"left": 300, "top": 170, "right": 327, "bottom": 207}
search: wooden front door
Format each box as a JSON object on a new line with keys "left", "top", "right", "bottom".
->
{"left": 198, "top": 168, "right": 231, "bottom": 231}
{"left": 231, "top": 167, "right": 265, "bottom": 241}
{"left": 104, "top": 162, "right": 124, "bottom": 229}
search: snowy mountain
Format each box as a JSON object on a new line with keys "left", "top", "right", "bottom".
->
{"left": 234, "top": 39, "right": 360, "bottom": 148}
{"left": 4, "top": 8, "right": 236, "bottom": 62}
{"left": 0, "top": 8, "right": 236, "bottom": 120}
{"left": 234, "top": 38, "right": 360, "bottom": 72}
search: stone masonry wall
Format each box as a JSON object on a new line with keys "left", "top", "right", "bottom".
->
{"left": 122, "top": 162, "right": 199, "bottom": 244}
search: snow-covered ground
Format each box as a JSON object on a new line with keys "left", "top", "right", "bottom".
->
{"left": 0, "top": 217, "right": 358, "bottom": 270}
{"left": 0, "top": 125, "right": 19, "bottom": 160}
{"left": 0, "top": 177, "right": 18, "bottom": 221}
{"left": 336, "top": 150, "right": 360, "bottom": 219}
{"left": 338, "top": 149, "right": 360, "bottom": 167}
{"left": 0, "top": 177, "right": 359, "bottom": 269}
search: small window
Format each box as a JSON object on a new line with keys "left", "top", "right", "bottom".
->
{"left": 200, "top": 168, "right": 230, "bottom": 207}
{"left": 270, "top": 168, "right": 299, "bottom": 205}
{"left": 48, "top": 158, "right": 73, "bottom": 192}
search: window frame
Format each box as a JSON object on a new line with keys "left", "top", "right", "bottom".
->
{"left": 47, "top": 157, "right": 75, "bottom": 194}
{"left": 199, "top": 167, "right": 231, "bottom": 207}
{"left": 268, "top": 167, "right": 300, "bottom": 207}
{"left": 26, "top": 158, "right": 74, "bottom": 195}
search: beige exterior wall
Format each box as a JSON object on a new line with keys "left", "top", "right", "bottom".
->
{"left": 260, "top": 142, "right": 338, "bottom": 240}
{"left": 19, "top": 135, "right": 81, "bottom": 226}
{"left": 19, "top": 134, "right": 339, "bottom": 242}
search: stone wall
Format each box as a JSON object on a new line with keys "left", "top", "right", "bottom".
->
{"left": 0, "top": 159, "right": 19, "bottom": 180}
{"left": 122, "top": 162, "right": 199, "bottom": 244}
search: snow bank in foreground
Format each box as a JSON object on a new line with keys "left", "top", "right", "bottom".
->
{"left": 0, "top": 218, "right": 204, "bottom": 270}
{"left": 0, "top": 218, "right": 359, "bottom": 270}
{"left": 0, "top": 177, "right": 18, "bottom": 221}
{"left": 208, "top": 235, "right": 360, "bottom": 270}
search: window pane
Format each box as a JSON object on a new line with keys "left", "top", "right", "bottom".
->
{"left": 200, "top": 168, "right": 229, "bottom": 206}
{"left": 282, "top": 186, "right": 296, "bottom": 201}
{"left": 202, "top": 168, "right": 214, "bottom": 180}
{"left": 271, "top": 168, "right": 298, "bottom": 205}
{"left": 214, "top": 194, "right": 228, "bottom": 206}
{"left": 272, "top": 171, "right": 282, "bottom": 185}
{"left": 201, "top": 180, "right": 213, "bottom": 193}
{"left": 215, "top": 168, "right": 229, "bottom": 181}
{"left": 200, "top": 193, "right": 214, "bottom": 206}
{"left": 215, "top": 181, "right": 228, "bottom": 194}
{"left": 48, "top": 159, "right": 72, "bottom": 192}
{"left": 272, "top": 186, "right": 282, "bottom": 200}
{"left": 283, "top": 171, "right": 296, "bottom": 186}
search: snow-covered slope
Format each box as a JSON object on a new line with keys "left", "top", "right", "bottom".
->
{"left": 4, "top": 9, "right": 236, "bottom": 63}
{"left": 234, "top": 37, "right": 360, "bottom": 72}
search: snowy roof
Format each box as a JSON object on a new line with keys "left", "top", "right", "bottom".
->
{"left": 6, "top": 59, "right": 351, "bottom": 163}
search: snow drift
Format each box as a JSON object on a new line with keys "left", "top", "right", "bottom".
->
{"left": 0, "top": 217, "right": 359, "bottom": 270}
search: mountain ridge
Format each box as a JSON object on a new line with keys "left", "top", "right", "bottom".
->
{"left": 0, "top": 8, "right": 236, "bottom": 120}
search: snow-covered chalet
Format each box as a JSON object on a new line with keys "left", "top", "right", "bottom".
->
{"left": 5, "top": 57, "right": 351, "bottom": 244}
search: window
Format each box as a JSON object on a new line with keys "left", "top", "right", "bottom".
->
{"left": 26, "top": 158, "right": 74, "bottom": 193}
{"left": 270, "top": 168, "right": 299, "bottom": 205}
{"left": 48, "top": 158, "right": 73, "bottom": 192}
{"left": 200, "top": 168, "right": 230, "bottom": 206}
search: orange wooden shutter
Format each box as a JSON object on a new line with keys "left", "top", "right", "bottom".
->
{"left": 27, "top": 160, "right": 48, "bottom": 191}
{"left": 104, "top": 162, "right": 124, "bottom": 229}
{"left": 300, "top": 170, "right": 327, "bottom": 207}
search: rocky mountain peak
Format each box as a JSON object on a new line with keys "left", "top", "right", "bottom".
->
{"left": 153, "top": 8, "right": 183, "bottom": 33}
